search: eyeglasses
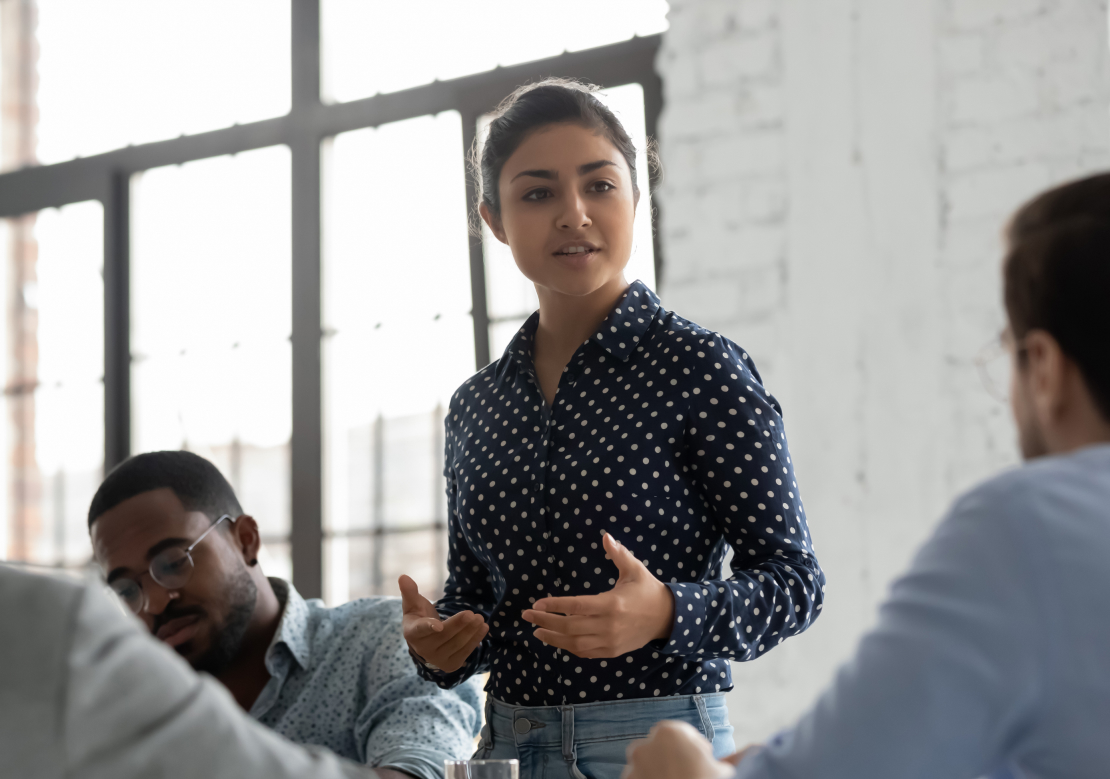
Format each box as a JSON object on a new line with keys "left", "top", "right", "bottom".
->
{"left": 109, "top": 514, "right": 235, "bottom": 614}
{"left": 974, "top": 329, "right": 1027, "bottom": 403}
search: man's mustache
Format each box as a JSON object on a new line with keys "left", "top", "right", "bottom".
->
{"left": 151, "top": 604, "right": 207, "bottom": 635}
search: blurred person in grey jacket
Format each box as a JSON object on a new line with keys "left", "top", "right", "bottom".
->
{"left": 0, "top": 562, "right": 375, "bottom": 779}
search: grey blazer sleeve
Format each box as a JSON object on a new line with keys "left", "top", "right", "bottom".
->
{"left": 0, "top": 565, "right": 374, "bottom": 779}
{"left": 63, "top": 580, "right": 378, "bottom": 779}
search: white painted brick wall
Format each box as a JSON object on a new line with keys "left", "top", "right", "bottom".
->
{"left": 656, "top": 0, "right": 1110, "bottom": 746}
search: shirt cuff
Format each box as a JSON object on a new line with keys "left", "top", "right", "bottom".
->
{"left": 663, "top": 582, "right": 709, "bottom": 654}
{"left": 375, "top": 746, "right": 450, "bottom": 779}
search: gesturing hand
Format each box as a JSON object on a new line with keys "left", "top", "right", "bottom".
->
{"left": 522, "top": 532, "right": 674, "bottom": 658}
{"left": 621, "top": 721, "right": 735, "bottom": 779}
{"left": 399, "top": 575, "right": 488, "bottom": 673}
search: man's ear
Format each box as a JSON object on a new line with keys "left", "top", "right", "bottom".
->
{"left": 1023, "top": 329, "right": 1068, "bottom": 422}
{"left": 231, "top": 514, "right": 262, "bottom": 566}
{"left": 479, "top": 202, "right": 509, "bottom": 245}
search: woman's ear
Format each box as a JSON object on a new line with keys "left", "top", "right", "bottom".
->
{"left": 479, "top": 202, "right": 509, "bottom": 245}
{"left": 232, "top": 515, "right": 263, "bottom": 566}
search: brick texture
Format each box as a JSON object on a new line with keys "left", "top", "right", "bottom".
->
{"left": 656, "top": 0, "right": 1110, "bottom": 744}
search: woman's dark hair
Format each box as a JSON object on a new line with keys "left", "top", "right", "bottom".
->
{"left": 88, "top": 450, "right": 243, "bottom": 528}
{"left": 1004, "top": 172, "right": 1110, "bottom": 420}
{"left": 472, "top": 77, "right": 653, "bottom": 224}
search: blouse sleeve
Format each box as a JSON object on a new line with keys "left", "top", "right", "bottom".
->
{"left": 412, "top": 415, "right": 496, "bottom": 689}
{"left": 662, "top": 336, "right": 825, "bottom": 661}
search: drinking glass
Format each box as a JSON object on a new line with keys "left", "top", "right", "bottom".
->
{"left": 444, "top": 759, "right": 519, "bottom": 779}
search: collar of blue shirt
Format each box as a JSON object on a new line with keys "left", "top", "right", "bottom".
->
{"left": 266, "top": 577, "right": 311, "bottom": 671}
{"left": 506, "top": 279, "right": 663, "bottom": 365}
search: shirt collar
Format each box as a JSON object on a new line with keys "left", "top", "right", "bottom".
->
{"left": 590, "top": 280, "right": 662, "bottom": 361}
{"left": 266, "top": 577, "right": 311, "bottom": 670}
{"left": 502, "top": 280, "right": 662, "bottom": 367}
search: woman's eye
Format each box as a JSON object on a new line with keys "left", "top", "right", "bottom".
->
{"left": 523, "top": 188, "right": 551, "bottom": 201}
{"left": 590, "top": 181, "right": 616, "bottom": 193}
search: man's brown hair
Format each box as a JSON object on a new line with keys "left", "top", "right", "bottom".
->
{"left": 1004, "top": 173, "right": 1110, "bottom": 420}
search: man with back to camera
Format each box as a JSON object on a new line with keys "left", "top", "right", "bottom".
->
{"left": 622, "top": 173, "right": 1110, "bottom": 778}
{"left": 87, "top": 450, "right": 482, "bottom": 779}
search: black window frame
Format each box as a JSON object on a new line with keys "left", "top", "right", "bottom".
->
{"left": 0, "top": 1, "right": 663, "bottom": 598}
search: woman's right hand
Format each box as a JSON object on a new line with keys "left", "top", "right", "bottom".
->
{"left": 399, "top": 575, "right": 489, "bottom": 673}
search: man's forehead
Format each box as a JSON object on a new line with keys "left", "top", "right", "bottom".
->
{"left": 91, "top": 488, "right": 206, "bottom": 562}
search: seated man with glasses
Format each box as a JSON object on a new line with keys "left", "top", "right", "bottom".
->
{"left": 622, "top": 173, "right": 1110, "bottom": 778}
{"left": 88, "top": 450, "right": 480, "bottom": 779}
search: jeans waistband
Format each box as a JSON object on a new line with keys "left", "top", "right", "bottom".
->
{"left": 480, "top": 692, "right": 727, "bottom": 756}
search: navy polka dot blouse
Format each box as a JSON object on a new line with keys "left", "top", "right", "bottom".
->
{"left": 415, "top": 281, "right": 825, "bottom": 706}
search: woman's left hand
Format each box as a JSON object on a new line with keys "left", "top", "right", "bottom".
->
{"left": 522, "top": 532, "right": 674, "bottom": 658}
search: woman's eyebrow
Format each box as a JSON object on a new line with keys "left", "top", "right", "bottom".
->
{"left": 578, "top": 159, "right": 617, "bottom": 174}
{"left": 511, "top": 168, "right": 556, "bottom": 182}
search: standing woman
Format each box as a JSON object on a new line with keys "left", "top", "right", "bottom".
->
{"left": 399, "top": 79, "right": 824, "bottom": 779}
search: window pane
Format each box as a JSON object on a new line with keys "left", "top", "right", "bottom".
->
{"left": 0, "top": 201, "right": 103, "bottom": 567}
{"left": 483, "top": 83, "right": 656, "bottom": 357}
{"left": 131, "top": 146, "right": 291, "bottom": 542}
{"left": 323, "top": 112, "right": 473, "bottom": 605}
{"left": 34, "top": 0, "right": 290, "bottom": 165}
{"left": 322, "top": 0, "right": 669, "bottom": 103}
{"left": 325, "top": 529, "right": 448, "bottom": 603}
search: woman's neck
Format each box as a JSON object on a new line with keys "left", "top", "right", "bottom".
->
{"left": 533, "top": 275, "right": 629, "bottom": 381}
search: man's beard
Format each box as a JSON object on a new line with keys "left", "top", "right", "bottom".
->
{"left": 192, "top": 566, "right": 258, "bottom": 677}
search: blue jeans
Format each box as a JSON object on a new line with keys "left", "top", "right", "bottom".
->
{"left": 474, "top": 693, "right": 735, "bottom": 779}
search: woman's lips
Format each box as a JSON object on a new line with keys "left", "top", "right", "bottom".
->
{"left": 156, "top": 614, "right": 202, "bottom": 648}
{"left": 553, "top": 248, "right": 600, "bottom": 267}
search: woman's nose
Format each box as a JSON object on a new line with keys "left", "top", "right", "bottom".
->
{"left": 558, "top": 192, "right": 591, "bottom": 229}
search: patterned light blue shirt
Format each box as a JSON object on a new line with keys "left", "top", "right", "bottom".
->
{"left": 250, "top": 579, "right": 481, "bottom": 779}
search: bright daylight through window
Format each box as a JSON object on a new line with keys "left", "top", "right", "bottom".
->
{"left": 131, "top": 146, "right": 294, "bottom": 581}
{"left": 0, "top": 1, "right": 669, "bottom": 600}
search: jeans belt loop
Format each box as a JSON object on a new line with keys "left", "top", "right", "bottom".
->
{"left": 560, "top": 704, "right": 575, "bottom": 762}
{"left": 481, "top": 696, "right": 495, "bottom": 750}
{"left": 694, "top": 695, "right": 715, "bottom": 744}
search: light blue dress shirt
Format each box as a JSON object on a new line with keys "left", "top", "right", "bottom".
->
{"left": 250, "top": 579, "right": 481, "bottom": 779}
{"left": 734, "top": 444, "right": 1110, "bottom": 779}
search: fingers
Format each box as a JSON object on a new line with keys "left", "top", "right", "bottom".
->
{"left": 604, "top": 532, "right": 646, "bottom": 581}
{"left": 441, "top": 621, "right": 489, "bottom": 670}
{"left": 438, "top": 613, "right": 487, "bottom": 657}
{"left": 622, "top": 738, "right": 648, "bottom": 779}
{"left": 398, "top": 575, "right": 436, "bottom": 617}
{"left": 407, "top": 611, "right": 487, "bottom": 669}
{"left": 404, "top": 616, "right": 444, "bottom": 640}
{"left": 722, "top": 744, "right": 761, "bottom": 766}
{"left": 416, "top": 611, "right": 476, "bottom": 644}
{"left": 405, "top": 610, "right": 472, "bottom": 645}
{"left": 522, "top": 610, "right": 598, "bottom": 636}
{"left": 531, "top": 594, "right": 605, "bottom": 617}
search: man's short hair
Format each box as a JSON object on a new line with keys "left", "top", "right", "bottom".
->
{"left": 88, "top": 450, "right": 243, "bottom": 528}
{"left": 1005, "top": 172, "right": 1110, "bottom": 420}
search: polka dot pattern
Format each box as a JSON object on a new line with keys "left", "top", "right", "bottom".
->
{"left": 416, "top": 281, "right": 825, "bottom": 706}
{"left": 252, "top": 579, "right": 482, "bottom": 779}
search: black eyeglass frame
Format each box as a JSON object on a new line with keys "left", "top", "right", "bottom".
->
{"left": 108, "top": 513, "right": 236, "bottom": 614}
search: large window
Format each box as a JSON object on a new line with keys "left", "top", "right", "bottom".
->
{"left": 0, "top": 0, "right": 666, "bottom": 600}
{"left": 322, "top": 112, "right": 474, "bottom": 603}
{"left": 0, "top": 201, "right": 103, "bottom": 566}
{"left": 131, "top": 147, "right": 294, "bottom": 580}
